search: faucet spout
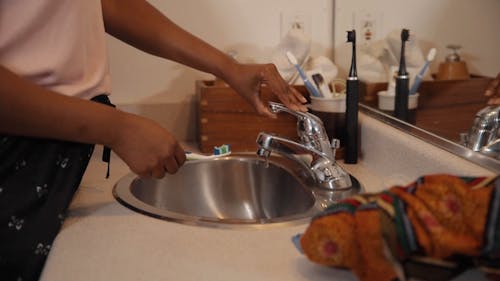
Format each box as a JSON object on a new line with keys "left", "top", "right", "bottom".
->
{"left": 257, "top": 101, "right": 354, "bottom": 190}
{"left": 256, "top": 133, "right": 352, "bottom": 190}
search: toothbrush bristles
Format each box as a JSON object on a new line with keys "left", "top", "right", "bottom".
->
{"left": 401, "top": 29, "right": 409, "bottom": 42}
{"left": 347, "top": 30, "right": 356, "bottom": 42}
{"left": 427, "top": 48, "right": 437, "bottom": 62}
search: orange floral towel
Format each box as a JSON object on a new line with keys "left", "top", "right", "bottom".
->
{"left": 299, "top": 174, "right": 500, "bottom": 281}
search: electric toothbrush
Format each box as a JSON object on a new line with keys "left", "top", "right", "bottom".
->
{"left": 394, "top": 29, "right": 410, "bottom": 122}
{"left": 345, "top": 30, "right": 359, "bottom": 164}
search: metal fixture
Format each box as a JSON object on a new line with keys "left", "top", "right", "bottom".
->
{"left": 462, "top": 105, "right": 500, "bottom": 159}
{"left": 256, "top": 102, "right": 353, "bottom": 190}
{"left": 445, "top": 44, "right": 463, "bottom": 62}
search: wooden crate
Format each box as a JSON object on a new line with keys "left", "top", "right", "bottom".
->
{"left": 196, "top": 80, "right": 308, "bottom": 153}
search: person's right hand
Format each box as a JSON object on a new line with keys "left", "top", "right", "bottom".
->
{"left": 109, "top": 113, "right": 186, "bottom": 178}
{"left": 224, "top": 63, "right": 308, "bottom": 118}
{"left": 485, "top": 72, "right": 500, "bottom": 105}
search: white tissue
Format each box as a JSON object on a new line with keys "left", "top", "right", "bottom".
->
{"left": 358, "top": 29, "right": 427, "bottom": 83}
{"left": 307, "top": 56, "right": 338, "bottom": 83}
{"left": 358, "top": 51, "right": 387, "bottom": 82}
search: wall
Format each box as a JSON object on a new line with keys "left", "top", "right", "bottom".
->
{"left": 107, "top": 0, "right": 333, "bottom": 105}
{"left": 107, "top": 0, "right": 333, "bottom": 142}
{"left": 107, "top": 0, "right": 499, "bottom": 141}
{"left": 333, "top": 0, "right": 500, "bottom": 78}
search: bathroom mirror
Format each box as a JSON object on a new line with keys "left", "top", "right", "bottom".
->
{"left": 359, "top": 104, "right": 500, "bottom": 172}
{"left": 332, "top": 0, "right": 500, "bottom": 170}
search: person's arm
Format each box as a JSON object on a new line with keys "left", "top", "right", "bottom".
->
{"left": 0, "top": 65, "right": 185, "bottom": 178}
{"left": 100, "top": 0, "right": 307, "bottom": 117}
{"left": 485, "top": 72, "right": 500, "bottom": 105}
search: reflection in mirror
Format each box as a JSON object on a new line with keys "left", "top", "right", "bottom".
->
{"left": 461, "top": 105, "right": 500, "bottom": 159}
{"left": 359, "top": 104, "right": 500, "bottom": 172}
{"left": 359, "top": 77, "right": 494, "bottom": 143}
{"left": 333, "top": 0, "right": 500, "bottom": 162}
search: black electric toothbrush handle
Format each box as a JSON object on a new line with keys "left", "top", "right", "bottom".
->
{"left": 344, "top": 29, "right": 358, "bottom": 164}
{"left": 345, "top": 78, "right": 358, "bottom": 164}
{"left": 394, "top": 76, "right": 409, "bottom": 122}
{"left": 394, "top": 28, "right": 410, "bottom": 122}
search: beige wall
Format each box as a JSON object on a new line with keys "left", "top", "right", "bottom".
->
{"left": 333, "top": 0, "right": 500, "bottom": 78}
{"left": 107, "top": 0, "right": 333, "bottom": 104}
{"left": 107, "top": 1, "right": 500, "bottom": 142}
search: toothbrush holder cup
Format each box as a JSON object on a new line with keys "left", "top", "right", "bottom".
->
{"left": 377, "top": 91, "right": 419, "bottom": 124}
{"left": 308, "top": 96, "right": 347, "bottom": 158}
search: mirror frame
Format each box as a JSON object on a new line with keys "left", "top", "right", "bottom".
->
{"left": 359, "top": 104, "right": 500, "bottom": 172}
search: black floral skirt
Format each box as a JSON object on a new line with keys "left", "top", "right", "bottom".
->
{"left": 0, "top": 95, "right": 112, "bottom": 281}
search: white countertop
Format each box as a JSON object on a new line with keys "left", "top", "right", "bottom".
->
{"left": 41, "top": 147, "right": 381, "bottom": 281}
{"left": 40, "top": 113, "right": 495, "bottom": 281}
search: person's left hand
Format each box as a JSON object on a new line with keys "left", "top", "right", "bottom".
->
{"left": 225, "top": 63, "right": 308, "bottom": 118}
{"left": 485, "top": 72, "right": 500, "bottom": 105}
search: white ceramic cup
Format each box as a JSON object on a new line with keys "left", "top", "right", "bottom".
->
{"left": 309, "top": 95, "right": 346, "bottom": 113}
{"left": 377, "top": 91, "right": 419, "bottom": 111}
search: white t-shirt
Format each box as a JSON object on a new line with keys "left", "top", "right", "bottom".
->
{"left": 0, "top": 0, "right": 111, "bottom": 99}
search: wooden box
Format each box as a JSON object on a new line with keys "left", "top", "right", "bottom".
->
{"left": 196, "top": 80, "right": 308, "bottom": 153}
{"left": 360, "top": 75, "right": 494, "bottom": 142}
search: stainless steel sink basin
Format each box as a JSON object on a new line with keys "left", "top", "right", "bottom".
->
{"left": 113, "top": 154, "right": 362, "bottom": 228}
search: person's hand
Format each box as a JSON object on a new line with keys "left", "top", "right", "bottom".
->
{"left": 226, "top": 63, "right": 308, "bottom": 118}
{"left": 485, "top": 72, "right": 500, "bottom": 105}
{"left": 110, "top": 112, "right": 186, "bottom": 178}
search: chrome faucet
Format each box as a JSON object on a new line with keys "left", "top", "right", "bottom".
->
{"left": 256, "top": 102, "right": 352, "bottom": 190}
{"left": 462, "top": 105, "right": 500, "bottom": 159}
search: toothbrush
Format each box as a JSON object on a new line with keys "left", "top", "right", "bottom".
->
{"left": 409, "top": 48, "right": 437, "bottom": 95}
{"left": 394, "top": 29, "right": 410, "bottom": 122}
{"left": 185, "top": 144, "right": 231, "bottom": 160}
{"left": 311, "top": 72, "right": 333, "bottom": 97}
{"left": 344, "top": 30, "right": 359, "bottom": 164}
{"left": 285, "top": 51, "right": 322, "bottom": 98}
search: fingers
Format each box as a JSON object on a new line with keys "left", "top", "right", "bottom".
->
{"left": 151, "top": 165, "right": 166, "bottom": 179}
{"left": 487, "top": 97, "right": 500, "bottom": 105}
{"left": 288, "top": 86, "right": 309, "bottom": 111}
{"left": 261, "top": 64, "right": 308, "bottom": 112}
{"left": 254, "top": 98, "right": 277, "bottom": 119}
{"left": 162, "top": 143, "right": 186, "bottom": 175}
{"left": 485, "top": 73, "right": 500, "bottom": 105}
{"left": 174, "top": 145, "right": 187, "bottom": 167}
{"left": 138, "top": 157, "right": 178, "bottom": 179}
{"left": 484, "top": 72, "right": 500, "bottom": 97}
{"left": 139, "top": 143, "right": 186, "bottom": 179}
{"left": 163, "top": 157, "right": 179, "bottom": 175}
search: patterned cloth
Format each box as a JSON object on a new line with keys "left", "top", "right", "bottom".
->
{"left": 0, "top": 95, "right": 112, "bottom": 281}
{"left": 299, "top": 174, "right": 500, "bottom": 281}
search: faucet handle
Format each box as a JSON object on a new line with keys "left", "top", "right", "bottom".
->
{"left": 268, "top": 102, "right": 310, "bottom": 119}
{"left": 268, "top": 101, "right": 325, "bottom": 135}
{"left": 268, "top": 101, "right": 333, "bottom": 158}
{"left": 268, "top": 101, "right": 323, "bottom": 124}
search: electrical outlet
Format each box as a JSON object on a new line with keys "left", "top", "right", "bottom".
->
{"left": 280, "top": 12, "right": 311, "bottom": 39}
{"left": 353, "top": 10, "right": 382, "bottom": 45}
